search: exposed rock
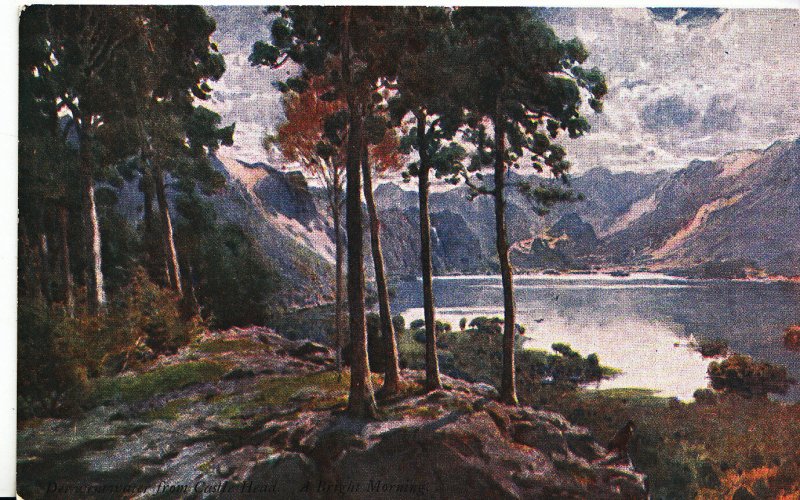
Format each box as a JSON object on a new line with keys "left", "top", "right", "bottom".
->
{"left": 17, "top": 327, "right": 646, "bottom": 499}
{"left": 290, "top": 341, "right": 335, "bottom": 364}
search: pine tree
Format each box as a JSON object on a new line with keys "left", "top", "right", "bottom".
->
{"left": 452, "top": 8, "right": 607, "bottom": 404}
{"left": 388, "top": 7, "right": 467, "bottom": 391}
{"left": 250, "top": 7, "right": 404, "bottom": 418}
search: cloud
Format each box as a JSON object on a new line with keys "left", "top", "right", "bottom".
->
{"left": 205, "top": 7, "right": 800, "bottom": 173}
{"left": 647, "top": 8, "right": 725, "bottom": 27}
{"left": 640, "top": 96, "right": 698, "bottom": 132}
{"left": 542, "top": 8, "right": 800, "bottom": 172}
{"left": 701, "top": 95, "right": 740, "bottom": 132}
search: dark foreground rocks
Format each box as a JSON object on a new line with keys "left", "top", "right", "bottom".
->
{"left": 18, "top": 327, "right": 645, "bottom": 499}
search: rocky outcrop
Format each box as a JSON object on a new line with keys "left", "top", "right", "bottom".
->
{"left": 18, "top": 327, "right": 646, "bottom": 499}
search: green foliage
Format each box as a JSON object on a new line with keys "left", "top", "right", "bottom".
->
{"left": 112, "top": 269, "right": 199, "bottom": 354}
{"left": 452, "top": 8, "right": 606, "bottom": 210}
{"left": 468, "top": 316, "right": 503, "bottom": 335}
{"left": 708, "top": 355, "right": 796, "bottom": 398}
{"left": 398, "top": 316, "right": 615, "bottom": 389}
{"left": 535, "top": 387, "right": 800, "bottom": 499}
{"left": 695, "top": 338, "right": 729, "bottom": 358}
{"left": 17, "top": 301, "right": 91, "bottom": 419}
{"left": 343, "top": 313, "right": 404, "bottom": 373}
{"left": 92, "top": 361, "right": 227, "bottom": 405}
{"left": 18, "top": 270, "right": 202, "bottom": 420}
{"left": 175, "top": 193, "right": 282, "bottom": 329}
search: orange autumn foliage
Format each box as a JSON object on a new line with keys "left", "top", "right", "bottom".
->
{"left": 276, "top": 77, "right": 345, "bottom": 175}
{"left": 275, "top": 76, "right": 404, "bottom": 178}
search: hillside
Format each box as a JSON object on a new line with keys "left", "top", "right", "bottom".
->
{"left": 159, "top": 138, "right": 799, "bottom": 302}
{"left": 18, "top": 327, "right": 646, "bottom": 499}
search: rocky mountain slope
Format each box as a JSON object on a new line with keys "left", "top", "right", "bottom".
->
{"left": 18, "top": 327, "right": 647, "bottom": 499}
{"left": 115, "top": 138, "right": 798, "bottom": 305}
{"left": 208, "top": 138, "right": 799, "bottom": 282}
{"left": 601, "top": 140, "right": 800, "bottom": 276}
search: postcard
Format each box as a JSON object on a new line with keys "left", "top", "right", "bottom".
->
{"left": 16, "top": 5, "right": 800, "bottom": 498}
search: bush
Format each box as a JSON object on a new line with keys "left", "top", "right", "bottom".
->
{"left": 17, "top": 270, "right": 202, "bottom": 420}
{"left": 342, "top": 313, "right": 404, "bottom": 373}
{"left": 409, "top": 319, "right": 451, "bottom": 333}
{"left": 696, "top": 338, "right": 729, "bottom": 358}
{"left": 693, "top": 388, "right": 719, "bottom": 405}
{"left": 708, "top": 355, "right": 796, "bottom": 398}
{"left": 112, "top": 268, "right": 199, "bottom": 355}
{"left": 469, "top": 316, "right": 503, "bottom": 335}
{"left": 18, "top": 301, "right": 90, "bottom": 419}
{"left": 467, "top": 316, "right": 524, "bottom": 335}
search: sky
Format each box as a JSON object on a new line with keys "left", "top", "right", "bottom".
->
{"left": 204, "top": 7, "right": 800, "bottom": 173}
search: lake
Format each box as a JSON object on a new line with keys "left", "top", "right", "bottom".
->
{"left": 392, "top": 273, "right": 800, "bottom": 401}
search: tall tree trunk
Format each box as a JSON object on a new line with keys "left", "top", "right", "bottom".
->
{"left": 180, "top": 259, "right": 202, "bottom": 319}
{"left": 342, "top": 7, "right": 377, "bottom": 419}
{"left": 361, "top": 145, "right": 401, "bottom": 397}
{"left": 19, "top": 227, "right": 40, "bottom": 301}
{"left": 38, "top": 231, "right": 52, "bottom": 304}
{"left": 80, "top": 138, "right": 105, "bottom": 312}
{"left": 416, "top": 114, "right": 442, "bottom": 391}
{"left": 141, "top": 171, "right": 168, "bottom": 286}
{"left": 154, "top": 163, "right": 182, "bottom": 296}
{"left": 332, "top": 172, "right": 345, "bottom": 378}
{"left": 59, "top": 207, "right": 75, "bottom": 317}
{"left": 493, "top": 114, "right": 518, "bottom": 406}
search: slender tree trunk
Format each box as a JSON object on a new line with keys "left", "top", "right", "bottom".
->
{"left": 19, "top": 227, "right": 40, "bottom": 301}
{"left": 342, "top": 7, "right": 377, "bottom": 419}
{"left": 59, "top": 207, "right": 75, "bottom": 317}
{"left": 181, "top": 259, "right": 202, "bottom": 319}
{"left": 79, "top": 137, "right": 105, "bottom": 312}
{"left": 361, "top": 145, "right": 401, "bottom": 397}
{"left": 493, "top": 114, "right": 518, "bottom": 406}
{"left": 39, "top": 231, "right": 52, "bottom": 305}
{"left": 154, "top": 163, "right": 182, "bottom": 296}
{"left": 141, "top": 171, "right": 168, "bottom": 286}
{"left": 416, "top": 114, "right": 442, "bottom": 391}
{"left": 332, "top": 174, "right": 345, "bottom": 378}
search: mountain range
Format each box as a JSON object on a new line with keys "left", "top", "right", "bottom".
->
{"left": 116, "top": 138, "right": 799, "bottom": 304}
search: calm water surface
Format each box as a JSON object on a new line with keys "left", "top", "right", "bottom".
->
{"left": 392, "top": 273, "right": 800, "bottom": 401}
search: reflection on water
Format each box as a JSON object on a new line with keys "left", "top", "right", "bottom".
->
{"left": 393, "top": 273, "right": 800, "bottom": 401}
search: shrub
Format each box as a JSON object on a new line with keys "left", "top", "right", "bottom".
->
{"left": 466, "top": 316, "right": 524, "bottom": 335}
{"left": 696, "top": 338, "right": 729, "bottom": 358}
{"left": 469, "top": 316, "right": 503, "bottom": 335}
{"left": 708, "top": 355, "right": 796, "bottom": 398}
{"left": 693, "top": 388, "right": 719, "bottom": 405}
{"left": 112, "top": 268, "right": 199, "bottom": 355}
{"left": 409, "top": 319, "right": 451, "bottom": 333}
{"left": 18, "top": 301, "right": 90, "bottom": 419}
{"left": 17, "top": 270, "right": 202, "bottom": 420}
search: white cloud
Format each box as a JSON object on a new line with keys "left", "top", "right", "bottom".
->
{"left": 205, "top": 7, "right": 800, "bottom": 173}
{"left": 544, "top": 8, "right": 800, "bottom": 172}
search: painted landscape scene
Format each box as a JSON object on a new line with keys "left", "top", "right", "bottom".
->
{"left": 17, "top": 6, "right": 800, "bottom": 499}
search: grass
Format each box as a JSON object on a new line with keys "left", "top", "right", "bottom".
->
{"left": 193, "top": 338, "right": 272, "bottom": 354}
{"left": 253, "top": 371, "right": 350, "bottom": 407}
{"left": 522, "top": 384, "right": 800, "bottom": 499}
{"left": 91, "top": 361, "right": 228, "bottom": 405}
{"left": 143, "top": 397, "right": 197, "bottom": 420}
